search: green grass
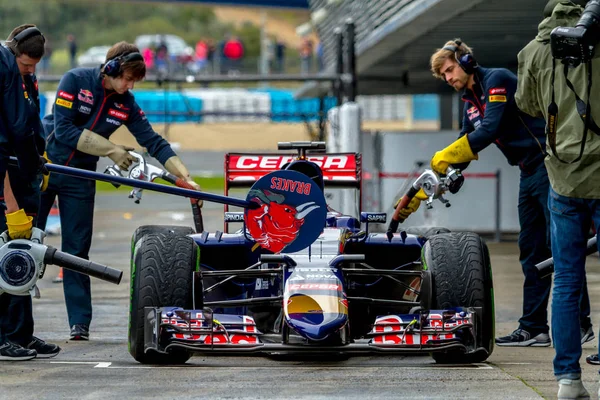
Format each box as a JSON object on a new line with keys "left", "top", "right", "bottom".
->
{"left": 96, "top": 175, "right": 224, "bottom": 193}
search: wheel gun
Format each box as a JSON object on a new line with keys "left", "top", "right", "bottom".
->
{"left": 104, "top": 151, "right": 204, "bottom": 232}
{"left": 386, "top": 166, "right": 464, "bottom": 242}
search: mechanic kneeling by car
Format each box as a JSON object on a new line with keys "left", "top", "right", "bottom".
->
{"left": 396, "top": 38, "right": 594, "bottom": 349}
{"left": 36, "top": 41, "right": 202, "bottom": 341}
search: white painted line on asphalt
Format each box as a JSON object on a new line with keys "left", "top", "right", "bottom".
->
{"left": 499, "top": 363, "right": 532, "bottom": 365}
{"left": 51, "top": 361, "right": 112, "bottom": 368}
{"left": 50, "top": 362, "right": 103, "bottom": 364}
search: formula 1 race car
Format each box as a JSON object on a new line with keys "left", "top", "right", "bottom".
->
{"left": 127, "top": 141, "right": 494, "bottom": 365}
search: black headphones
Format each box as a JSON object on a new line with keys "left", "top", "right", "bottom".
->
{"left": 442, "top": 40, "right": 478, "bottom": 75}
{"left": 103, "top": 52, "right": 144, "bottom": 77}
{"left": 11, "top": 26, "right": 45, "bottom": 44}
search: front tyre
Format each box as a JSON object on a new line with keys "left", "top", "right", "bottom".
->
{"left": 422, "top": 232, "right": 494, "bottom": 363}
{"left": 129, "top": 233, "right": 198, "bottom": 364}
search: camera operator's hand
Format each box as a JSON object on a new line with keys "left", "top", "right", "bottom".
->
{"left": 431, "top": 135, "right": 478, "bottom": 175}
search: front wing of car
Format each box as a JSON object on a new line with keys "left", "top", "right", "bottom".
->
{"left": 144, "top": 306, "right": 483, "bottom": 357}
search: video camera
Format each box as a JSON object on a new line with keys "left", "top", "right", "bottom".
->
{"left": 550, "top": 0, "right": 600, "bottom": 66}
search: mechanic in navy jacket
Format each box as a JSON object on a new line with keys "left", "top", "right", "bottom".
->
{"left": 36, "top": 41, "right": 202, "bottom": 341}
{"left": 0, "top": 24, "right": 62, "bottom": 361}
{"left": 398, "top": 39, "right": 593, "bottom": 347}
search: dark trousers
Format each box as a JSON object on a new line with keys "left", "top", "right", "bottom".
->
{"left": 517, "top": 163, "right": 591, "bottom": 334}
{"left": 0, "top": 167, "right": 41, "bottom": 346}
{"left": 37, "top": 170, "right": 95, "bottom": 328}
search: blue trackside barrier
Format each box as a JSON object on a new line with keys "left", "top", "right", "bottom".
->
{"left": 39, "top": 89, "right": 440, "bottom": 124}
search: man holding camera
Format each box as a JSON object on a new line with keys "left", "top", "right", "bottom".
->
{"left": 516, "top": 0, "right": 600, "bottom": 398}
{"left": 399, "top": 38, "right": 594, "bottom": 349}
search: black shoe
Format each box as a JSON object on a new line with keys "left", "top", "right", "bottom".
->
{"left": 581, "top": 326, "right": 595, "bottom": 345}
{"left": 70, "top": 324, "right": 89, "bottom": 341}
{"left": 27, "top": 337, "right": 61, "bottom": 359}
{"left": 495, "top": 328, "right": 551, "bottom": 347}
{"left": 586, "top": 354, "right": 600, "bottom": 365}
{"left": 0, "top": 342, "right": 37, "bottom": 361}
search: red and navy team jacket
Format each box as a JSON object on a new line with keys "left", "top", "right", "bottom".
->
{"left": 42, "top": 66, "right": 176, "bottom": 168}
{"left": 0, "top": 45, "right": 44, "bottom": 176}
{"left": 460, "top": 66, "right": 547, "bottom": 172}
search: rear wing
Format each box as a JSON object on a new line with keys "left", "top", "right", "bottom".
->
{"left": 224, "top": 152, "right": 362, "bottom": 232}
{"left": 225, "top": 153, "right": 362, "bottom": 189}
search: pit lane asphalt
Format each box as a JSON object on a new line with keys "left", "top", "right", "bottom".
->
{"left": 1, "top": 191, "right": 599, "bottom": 399}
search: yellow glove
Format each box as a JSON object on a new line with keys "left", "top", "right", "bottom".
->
{"left": 431, "top": 135, "right": 478, "bottom": 175}
{"left": 394, "top": 189, "right": 429, "bottom": 221}
{"left": 6, "top": 209, "right": 33, "bottom": 239}
{"left": 40, "top": 152, "right": 50, "bottom": 192}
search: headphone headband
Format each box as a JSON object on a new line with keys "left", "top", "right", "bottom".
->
{"left": 103, "top": 51, "right": 144, "bottom": 77}
{"left": 441, "top": 39, "right": 477, "bottom": 75}
{"left": 108, "top": 51, "right": 143, "bottom": 64}
{"left": 12, "top": 27, "right": 45, "bottom": 44}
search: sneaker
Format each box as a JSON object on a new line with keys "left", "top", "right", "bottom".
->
{"left": 69, "top": 324, "right": 89, "bottom": 341}
{"left": 495, "top": 328, "right": 551, "bottom": 347}
{"left": 581, "top": 326, "right": 595, "bottom": 345}
{"left": 586, "top": 354, "right": 600, "bottom": 365}
{"left": 27, "top": 337, "right": 60, "bottom": 359}
{"left": 0, "top": 342, "right": 37, "bottom": 361}
{"left": 557, "top": 378, "right": 590, "bottom": 400}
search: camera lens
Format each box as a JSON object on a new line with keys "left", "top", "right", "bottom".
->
{"left": 577, "top": 0, "right": 600, "bottom": 30}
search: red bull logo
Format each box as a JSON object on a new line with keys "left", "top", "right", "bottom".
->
{"left": 78, "top": 89, "right": 94, "bottom": 105}
{"left": 244, "top": 170, "right": 327, "bottom": 253}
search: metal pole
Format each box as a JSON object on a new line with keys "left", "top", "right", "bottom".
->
{"left": 375, "top": 131, "right": 383, "bottom": 212}
{"left": 344, "top": 18, "right": 356, "bottom": 102}
{"left": 14, "top": 160, "right": 257, "bottom": 209}
{"left": 318, "top": 94, "right": 326, "bottom": 141}
{"left": 334, "top": 27, "right": 344, "bottom": 105}
{"left": 495, "top": 169, "right": 501, "bottom": 242}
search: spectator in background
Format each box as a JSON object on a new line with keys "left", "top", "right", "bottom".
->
{"left": 264, "top": 35, "right": 275, "bottom": 74}
{"left": 223, "top": 35, "right": 244, "bottom": 76}
{"left": 299, "top": 37, "right": 313, "bottom": 75}
{"left": 142, "top": 46, "right": 154, "bottom": 74}
{"left": 195, "top": 38, "right": 209, "bottom": 74}
{"left": 206, "top": 38, "right": 216, "bottom": 74}
{"left": 67, "top": 34, "right": 77, "bottom": 69}
{"left": 275, "top": 38, "right": 286, "bottom": 73}
{"left": 155, "top": 38, "right": 169, "bottom": 79}
{"left": 316, "top": 41, "right": 324, "bottom": 72}
{"left": 40, "top": 37, "right": 52, "bottom": 75}
{"left": 217, "top": 34, "right": 228, "bottom": 74}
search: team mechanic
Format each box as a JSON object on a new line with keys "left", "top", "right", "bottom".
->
{"left": 36, "top": 41, "right": 202, "bottom": 341}
{"left": 0, "top": 24, "right": 61, "bottom": 361}
{"left": 398, "top": 39, "right": 594, "bottom": 347}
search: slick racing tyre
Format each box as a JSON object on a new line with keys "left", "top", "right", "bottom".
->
{"left": 129, "top": 233, "right": 198, "bottom": 364}
{"left": 404, "top": 226, "right": 451, "bottom": 239}
{"left": 422, "top": 232, "right": 494, "bottom": 364}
